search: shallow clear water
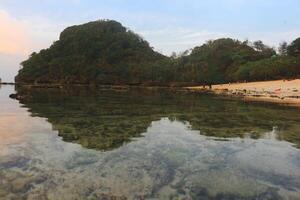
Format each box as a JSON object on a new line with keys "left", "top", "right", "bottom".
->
{"left": 1, "top": 85, "right": 300, "bottom": 200}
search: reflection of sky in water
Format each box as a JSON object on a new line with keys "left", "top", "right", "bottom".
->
{"left": 0, "top": 86, "right": 300, "bottom": 200}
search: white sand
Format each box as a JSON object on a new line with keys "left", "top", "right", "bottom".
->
{"left": 189, "top": 79, "right": 300, "bottom": 107}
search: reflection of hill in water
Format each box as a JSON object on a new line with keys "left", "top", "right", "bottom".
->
{"left": 15, "top": 87, "right": 300, "bottom": 150}
{"left": 3, "top": 118, "right": 299, "bottom": 199}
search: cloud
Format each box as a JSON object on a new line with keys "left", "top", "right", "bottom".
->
{"left": 0, "top": 9, "right": 66, "bottom": 81}
{"left": 0, "top": 9, "right": 29, "bottom": 55}
{"left": 0, "top": 53, "right": 23, "bottom": 82}
{"left": 141, "top": 26, "right": 300, "bottom": 55}
{"left": 23, "top": 16, "right": 66, "bottom": 52}
{"left": 140, "top": 27, "right": 230, "bottom": 55}
{"left": 245, "top": 30, "right": 300, "bottom": 47}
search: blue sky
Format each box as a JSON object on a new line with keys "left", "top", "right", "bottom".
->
{"left": 1, "top": 0, "right": 300, "bottom": 81}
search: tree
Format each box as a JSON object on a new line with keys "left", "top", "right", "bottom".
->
{"left": 278, "top": 41, "right": 288, "bottom": 56}
{"left": 252, "top": 40, "right": 276, "bottom": 58}
{"left": 171, "top": 52, "right": 177, "bottom": 59}
{"left": 253, "top": 40, "right": 265, "bottom": 51}
{"left": 287, "top": 38, "right": 300, "bottom": 57}
{"left": 16, "top": 20, "right": 166, "bottom": 85}
{"left": 15, "top": 20, "right": 300, "bottom": 86}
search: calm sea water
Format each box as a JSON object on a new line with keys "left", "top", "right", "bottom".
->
{"left": 1, "top": 85, "right": 300, "bottom": 200}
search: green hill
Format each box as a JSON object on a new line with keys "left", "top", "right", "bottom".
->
{"left": 173, "top": 38, "right": 276, "bottom": 85}
{"left": 16, "top": 20, "right": 300, "bottom": 86}
{"left": 16, "top": 20, "right": 166, "bottom": 85}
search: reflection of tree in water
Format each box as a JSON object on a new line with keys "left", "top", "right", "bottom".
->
{"left": 1, "top": 119, "right": 293, "bottom": 200}
{"left": 15, "top": 86, "right": 300, "bottom": 150}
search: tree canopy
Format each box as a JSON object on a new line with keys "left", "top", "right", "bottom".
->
{"left": 287, "top": 37, "right": 300, "bottom": 57}
{"left": 16, "top": 20, "right": 165, "bottom": 85}
{"left": 16, "top": 20, "right": 300, "bottom": 86}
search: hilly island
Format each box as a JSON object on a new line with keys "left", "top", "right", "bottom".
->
{"left": 15, "top": 20, "right": 300, "bottom": 87}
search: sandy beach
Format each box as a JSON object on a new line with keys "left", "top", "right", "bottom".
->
{"left": 188, "top": 79, "right": 300, "bottom": 107}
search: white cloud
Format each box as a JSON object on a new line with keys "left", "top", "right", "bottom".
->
{"left": 244, "top": 30, "right": 300, "bottom": 47}
{"left": 140, "top": 27, "right": 230, "bottom": 55}
{"left": 140, "top": 26, "right": 300, "bottom": 55}
{"left": 23, "top": 17, "right": 67, "bottom": 53}
{"left": 0, "top": 9, "right": 29, "bottom": 55}
{"left": 0, "top": 53, "right": 23, "bottom": 82}
{"left": 0, "top": 9, "right": 64, "bottom": 81}
{"left": 0, "top": 4, "right": 299, "bottom": 81}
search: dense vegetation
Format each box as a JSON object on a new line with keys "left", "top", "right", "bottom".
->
{"left": 234, "top": 56, "right": 300, "bottom": 81}
{"left": 16, "top": 20, "right": 300, "bottom": 86}
{"left": 16, "top": 20, "right": 166, "bottom": 85}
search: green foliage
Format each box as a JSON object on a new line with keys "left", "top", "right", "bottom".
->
{"left": 174, "top": 38, "right": 276, "bottom": 84}
{"left": 278, "top": 41, "right": 288, "bottom": 56}
{"left": 287, "top": 37, "right": 300, "bottom": 57}
{"left": 234, "top": 56, "right": 300, "bottom": 81}
{"left": 16, "top": 20, "right": 165, "bottom": 85}
{"left": 16, "top": 20, "right": 300, "bottom": 86}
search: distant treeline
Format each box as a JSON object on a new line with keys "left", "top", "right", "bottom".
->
{"left": 16, "top": 20, "right": 300, "bottom": 86}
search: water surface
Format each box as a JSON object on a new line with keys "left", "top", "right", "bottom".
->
{"left": 1, "top": 85, "right": 300, "bottom": 200}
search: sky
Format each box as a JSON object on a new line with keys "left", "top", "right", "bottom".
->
{"left": 0, "top": 0, "right": 300, "bottom": 82}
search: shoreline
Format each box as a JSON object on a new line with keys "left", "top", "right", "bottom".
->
{"left": 188, "top": 79, "right": 300, "bottom": 108}
{"left": 7, "top": 79, "right": 300, "bottom": 107}
{"left": 0, "top": 82, "right": 15, "bottom": 85}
